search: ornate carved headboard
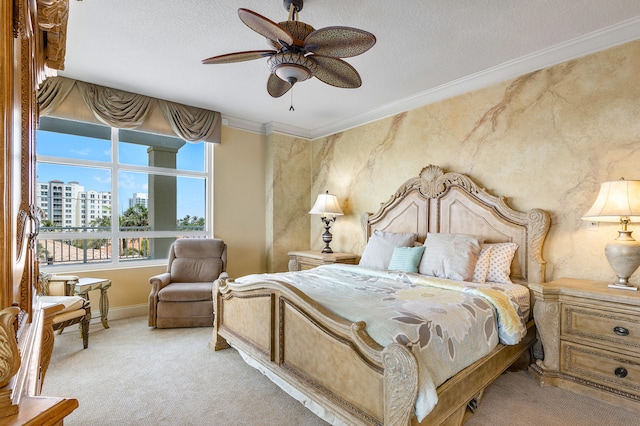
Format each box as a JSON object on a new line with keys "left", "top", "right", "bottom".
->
{"left": 364, "top": 165, "right": 551, "bottom": 284}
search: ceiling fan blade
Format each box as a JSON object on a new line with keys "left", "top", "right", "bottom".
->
{"left": 304, "top": 26, "right": 376, "bottom": 58}
{"left": 201, "top": 50, "right": 276, "bottom": 64}
{"left": 238, "top": 8, "right": 294, "bottom": 46}
{"left": 267, "top": 73, "right": 292, "bottom": 98}
{"left": 312, "top": 56, "right": 362, "bottom": 88}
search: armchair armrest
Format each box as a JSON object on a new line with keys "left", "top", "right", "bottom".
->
{"left": 148, "top": 272, "right": 171, "bottom": 327}
{"left": 149, "top": 272, "right": 171, "bottom": 292}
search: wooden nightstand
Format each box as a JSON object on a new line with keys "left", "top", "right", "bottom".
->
{"left": 529, "top": 278, "right": 640, "bottom": 414}
{"left": 288, "top": 250, "right": 358, "bottom": 272}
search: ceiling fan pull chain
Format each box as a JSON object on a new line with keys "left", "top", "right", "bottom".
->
{"left": 289, "top": 89, "right": 295, "bottom": 111}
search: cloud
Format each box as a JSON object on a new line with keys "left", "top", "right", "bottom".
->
{"left": 119, "top": 172, "right": 143, "bottom": 190}
{"left": 70, "top": 148, "right": 91, "bottom": 156}
{"left": 94, "top": 175, "right": 111, "bottom": 184}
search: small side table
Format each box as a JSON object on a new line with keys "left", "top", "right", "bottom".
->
{"left": 73, "top": 277, "right": 112, "bottom": 329}
{"left": 288, "top": 250, "right": 358, "bottom": 272}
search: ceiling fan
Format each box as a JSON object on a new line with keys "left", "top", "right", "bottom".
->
{"left": 202, "top": 0, "right": 376, "bottom": 102}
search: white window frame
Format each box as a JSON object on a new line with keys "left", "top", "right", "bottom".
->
{"left": 37, "top": 123, "right": 214, "bottom": 272}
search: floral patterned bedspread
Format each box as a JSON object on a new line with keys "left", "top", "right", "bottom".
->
{"left": 235, "top": 264, "right": 528, "bottom": 421}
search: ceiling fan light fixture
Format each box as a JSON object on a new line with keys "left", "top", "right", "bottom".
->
{"left": 267, "top": 52, "right": 316, "bottom": 84}
{"left": 275, "top": 64, "right": 311, "bottom": 84}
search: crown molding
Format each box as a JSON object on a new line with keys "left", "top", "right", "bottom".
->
{"left": 223, "top": 17, "right": 640, "bottom": 141}
{"left": 221, "top": 116, "right": 314, "bottom": 140}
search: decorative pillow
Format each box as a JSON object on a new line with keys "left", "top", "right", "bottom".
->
{"left": 484, "top": 242, "right": 519, "bottom": 284}
{"left": 418, "top": 233, "right": 483, "bottom": 281}
{"left": 472, "top": 244, "right": 493, "bottom": 284}
{"left": 359, "top": 230, "right": 417, "bottom": 270}
{"left": 388, "top": 246, "right": 426, "bottom": 273}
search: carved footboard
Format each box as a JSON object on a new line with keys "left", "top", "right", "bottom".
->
{"left": 211, "top": 278, "right": 419, "bottom": 426}
{"left": 211, "top": 276, "right": 537, "bottom": 426}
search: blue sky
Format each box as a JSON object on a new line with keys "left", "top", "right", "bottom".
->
{"left": 36, "top": 130, "right": 206, "bottom": 219}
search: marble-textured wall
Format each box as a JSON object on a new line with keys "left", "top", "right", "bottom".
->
{"left": 310, "top": 39, "right": 640, "bottom": 285}
{"left": 267, "top": 132, "right": 312, "bottom": 272}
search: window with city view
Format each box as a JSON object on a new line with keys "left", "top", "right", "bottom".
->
{"left": 36, "top": 117, "right": 212, "bottom": 268}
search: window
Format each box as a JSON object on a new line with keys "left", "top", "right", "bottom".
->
{"left": 36, "top": 117, "right": 212, "bottom": 269}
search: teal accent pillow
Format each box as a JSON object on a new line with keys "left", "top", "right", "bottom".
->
{"left": 387, "top": 246, "right": 426, "bottom": 273}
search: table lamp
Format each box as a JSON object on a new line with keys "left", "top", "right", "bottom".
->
{"left": 582, "top": 178, "right": 640, "bottom": 290}
{"left": 309, "top": 191, "right": 344, "bottom": 254}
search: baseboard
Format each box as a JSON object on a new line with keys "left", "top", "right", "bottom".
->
{"left": 89, "top": 304, "right": 147, "bottom": 324}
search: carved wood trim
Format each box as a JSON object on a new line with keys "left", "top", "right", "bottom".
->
{"left": 36, "top": 0, "right": 70, "bottom": 70}
{"left": 394, "top": 164, "right": 480, "bottom": 200}
{"left": 382, "top": 344, "right": 418, "bottom": 426}
{"left": 0, "top": 307, "right": 21, "bottom": 389}
{"left": 36, "top": 303, "right": 58, "bottom": 390}
{"left": 533, "top": 298, "right": 560, "bottom": 371}
{"left": 15, "top": 209, "right": 28, "bottom": 262}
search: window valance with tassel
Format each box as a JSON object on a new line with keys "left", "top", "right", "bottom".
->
{"left": 37, "top": 76, "right": 221, "bottom": 144}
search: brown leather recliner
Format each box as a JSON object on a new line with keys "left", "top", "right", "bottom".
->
{"left": 148, "top": 238, "right": 227, "bottom": 328}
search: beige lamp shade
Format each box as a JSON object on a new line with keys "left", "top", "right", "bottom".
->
{"left": 582, "top": 179, "right": 640, "bottom": 222}
{"left": 309, "top": 191, "right": 343, "bottom": 254}
{"left": 309, "top": 191, "right": 344, "bottom": 217}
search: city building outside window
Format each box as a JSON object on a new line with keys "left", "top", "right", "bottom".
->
{"left": 36, "top": 117, "right": 212, "bottom": 269}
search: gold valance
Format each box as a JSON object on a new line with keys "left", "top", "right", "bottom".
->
{"left": 37, "top": 76, "right": 222, "bottom": 143}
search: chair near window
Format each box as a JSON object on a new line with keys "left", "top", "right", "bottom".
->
{"left": 38, "top": 273, "right": 91, "bottom": 349}
{"left": 148, "top": 238, "right": 227, "bottom": 329}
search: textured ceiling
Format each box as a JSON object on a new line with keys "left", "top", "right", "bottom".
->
{"left": 59, "top": 1, "right": 640, "bottom": 139}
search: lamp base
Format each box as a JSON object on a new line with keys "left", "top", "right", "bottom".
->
{"left": 604, "top": 231, "right": 640, "bottom": 291}
{"left": 607, "top": 283, "right": 638, "bottom": 291}
{"left": 320, "top": 216, "right": 335, "bottom": 254}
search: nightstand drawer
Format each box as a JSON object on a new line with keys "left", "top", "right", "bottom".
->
{"left": 561, "top": 304, "right": 640, "bottom": 351}
{"left": 561, "top": 341, "right": 640, "bottom": 396}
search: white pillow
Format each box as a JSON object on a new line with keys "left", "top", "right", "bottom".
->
{"left": 359, "top": 230, "right": 417, "bottom": 270}
{"left": 418, "top": 233, "right": 483, "bottom": 281}
{"left": 484, "top": 242, "right": 519, "bottom": 284}
{"left": 472, "top": 244, "right": 493, "bottom": 284}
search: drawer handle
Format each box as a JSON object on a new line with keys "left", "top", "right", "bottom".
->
{"left": 613, "top": 326, "right": 629, "bottom": 337}
{"left": 615, "top": 367, "right": 628, "bottom": 378}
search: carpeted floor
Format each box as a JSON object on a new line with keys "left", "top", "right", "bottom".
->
{"left": 42, "top": 317, "right": 639, "bottom": 426}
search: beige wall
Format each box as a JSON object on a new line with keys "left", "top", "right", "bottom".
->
{"left": 214, "top": 126, "right": 268, "bottom": 278}
{"left": 307, "top": 39, "right": 640, "bottom": 286}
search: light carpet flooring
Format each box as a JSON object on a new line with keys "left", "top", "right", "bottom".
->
{"left": 42, "top": 317, "right": 640, "bottom": 425}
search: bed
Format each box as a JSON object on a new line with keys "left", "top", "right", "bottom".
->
{"left": 210, "top": 165, "right": 550, "bottom": 426}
